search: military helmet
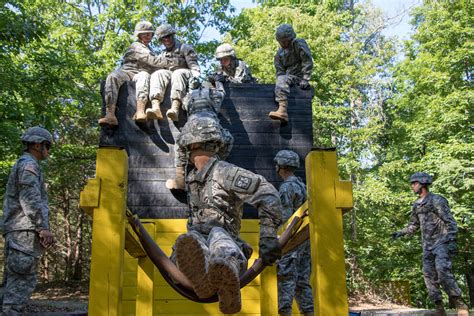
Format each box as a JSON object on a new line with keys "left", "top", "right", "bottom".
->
{"left": 134, "top": 21, "right": 154, "bottom": 38}
{"left": 409, "top": 172, "right": 433, "bottom": 185}
{"left": 21, "top": 126, "right": 53, "bottom": 144}
{"left": 179, "top": 117, "right": 224, "bottom": 149}
{"left": 274, "top": 150, "right": 300, "bottom": 168}
{"left": 156, "top": 24, "right": 176, "bottom": 39}
{"left": 215, "top": 43, "right": 236, "bottom": 59}
{"left": 275, "top": 24, "right": 296, "bottom": 41}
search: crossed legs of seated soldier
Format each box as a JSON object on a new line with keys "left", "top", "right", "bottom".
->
{"left": 171, "top": 227, "right": 247, "bottom": 314}
{"left": 99, "top": 70, "right": 151, "bottom": 126}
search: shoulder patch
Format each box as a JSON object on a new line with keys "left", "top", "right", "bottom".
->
{"left": 24, "top": 163, "right": 39, "bottom": 176}
{"left": 234, "top": 174, "right": 252, "bottom": 190}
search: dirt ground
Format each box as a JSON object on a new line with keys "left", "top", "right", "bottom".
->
{"left": 24, "top": 282, "right": 472, "bottom": 315}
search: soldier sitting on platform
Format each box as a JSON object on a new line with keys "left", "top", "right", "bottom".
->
{"left": 166, "top": 78, "right": 233, "bottom": 190}
{"left": 211, "top": 43, "right": 255, "bottom": 84}
{"left": 269, "top": 24, "right": 313, "bottom": 124}
{"left": 147, "top": 24, "right": 201, "bottom": 122}
{"left": 98, "top": 21, "right": 170, "bottom": 127}
{"left": 170, "top": 116, "right": 282, "bottom": 314}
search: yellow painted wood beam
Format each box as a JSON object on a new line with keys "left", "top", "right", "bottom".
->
{"left": 80, "top": 147, "right": 128, "bottom": 316}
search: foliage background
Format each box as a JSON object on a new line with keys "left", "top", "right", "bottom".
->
{"left": 0, "top": 0, "right": 472, "bottom": 308}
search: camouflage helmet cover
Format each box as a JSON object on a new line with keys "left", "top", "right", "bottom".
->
{"left": 275, "top": 24, "right": 296, "bottom": 41}
{"left": 134, "top": 21, "right": 154, "bottom": 38}
{"left": 409, "top": 172, "right": 433, "bottom": 185}
{"left": 156, "top": 24, "right": 176, "bottom": 39}
{"left": 21, "top": 126, "right": 53, "bottom": 144}
{"left": 215, "top": 43, "right": 236, "bottom": 59}
{"left": 274, "top": 150, "right": 300, "bottom": 168}
{"left": 178, "top": 117, "right": 224, "bottom": 149}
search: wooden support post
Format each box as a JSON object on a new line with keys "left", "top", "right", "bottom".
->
{"left": 306, "top": 149, "right": 353, "bottom": 316}
{"left": 80, "top": 147, "right": 128, "bottom": 316}
{"left": 136, "top": 222, "right": 156, "bottom": 316}
{"left": 260, "top": 265, "right": 278, "bottom": 315}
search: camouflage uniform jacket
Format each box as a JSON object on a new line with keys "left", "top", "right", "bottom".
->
{"left": 184, "top": 82, "right": 225, "bottom": 116}
{"left": 274, "top": 38, "right": 313, "bottom": 81}
{"left": 2, "top": 153, "right": 49, "bottom": 233}
{"left": 216, "top": 59, "right": 255, "bottom": 83}
{"left": 400, "top": 193, "right": 458, "bottom": 250}
{"left": 120, "top": 41, "right": 168, "bottom": 74}
{"left": 159, "top": 40, "right": 200, "bottom": 73}
{"left": 279, "top": 175, "right": 307, "bottom": 224}
{"left": 186, "top": 157, "right": 282, "bottom": 240}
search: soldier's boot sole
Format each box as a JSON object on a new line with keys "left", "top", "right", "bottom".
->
{"left": 146, "top": 108, "right": 163, "bottom": 120}
{"left": 98, "top": 116, "right": 118, "bottom": 127}
{"left": 175, "top": 234, "right": 214, "bottom": 298}
{"left": 268, "top": 110, "right": 288, "bottom": 123}
{"left": 166, "top": 178, "right": 185, "bottom": 190}
{"left": 166, "top": 109, "right": 179, "bottom": 122}
{"left": 208, "top": 258, "right": 241, "bottom": 314}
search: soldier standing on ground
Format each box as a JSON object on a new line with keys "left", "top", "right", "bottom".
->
{"left": 1, "top": 127, "right": 55, "bottom": 313}
{"left": 148, "top": 24, "right": 201, "bottom": 122}
{"left": 165, "top": 78, "right": 233, "bottom": 190}
{"left": 170, "top": 117, "right": 282, "bottom": 314}
{"left": 211, "top": 43, "right": 255, "bottom": 84}
{"left": 98, "top": 21, "right": 169, "bottom": 126}
{"left": 392, "top": 172, "right": 469, "bottom": 316}
{"left": 269, "top": 24, "right": 313, "bottom": 124}
{"left": 274, "top": 150, "right": 314, "bottom": 316}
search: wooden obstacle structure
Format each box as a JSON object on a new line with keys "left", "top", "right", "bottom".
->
{"left": 80, "top": 82, "right": 353, "bottom": 315}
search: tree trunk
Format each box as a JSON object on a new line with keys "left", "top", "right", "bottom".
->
{"left": 466, "top": 268, "right": 474, "bottom": 308}
{"left": 72, "top": 212, "right": 84, "bottom": 280}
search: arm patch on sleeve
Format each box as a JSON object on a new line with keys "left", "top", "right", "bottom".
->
{"left": 230, "top": 169, "right": 260, "bottom": 194}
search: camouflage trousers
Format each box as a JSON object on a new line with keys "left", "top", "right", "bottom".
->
{"left": 171, "top": 227, "right": 247, "bottom": 273}
{"left": 275, "top": 74, "right": 301, "bottom": 102}
{"left": 1, "top": 231, "right": 42, "bottom": 313}
{"left": 174, "top": 115, "right": 234, "bottom": 167}
{"left": 277, "top": 239, "right": 314, "bottom": 314}
{"left": 149, "top": 69, "right": 192, "bottom": 102}
{"left": 422, "top": 243, "right": 462, "bottom": 303}
{"left": 104, "top": 69, "right": 151, "bottom": 106}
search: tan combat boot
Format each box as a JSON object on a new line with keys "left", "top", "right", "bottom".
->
{"left": 98, "top": 104, "right": 118, "bottom": 126}
{"left": 146, "top": 99, "right": 163, "bottom": 120}
{"left": 166, "top": 99, "right": 181, "bottom": 122}
{"left": 166, "top": 166, "right": 185, "bottom": 190}
{"left": 452, "top": 296, "right": 469, "bottom": 316}
{"left": 268, "top": 100, "right": 288, "bottom": 123}
{"left": 133, "top": 99, "right": 147, "bottom": 122}
{"left": 175, "top": 233, "right": 214, "bottom": 299}
{"left": 208, "top": 256, "right": 241, "bottom": 314}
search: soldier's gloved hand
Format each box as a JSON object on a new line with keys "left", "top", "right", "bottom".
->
{"left": 39, "top": 229, "right": 55, "bottom": 248}
{"left": 391, "top": 231, "right": 403, "bottom": 240}
{"left": 447, "top": 240, "right": 458, "bottom": 256}
{"left": 259, "top": 237, "right": 281, "bottom": 266}
{"left": 299, "top": 79, "right": 310, "bottom": 90}
{"left": 213, "top": 73, "right": 226, "bottom": 83}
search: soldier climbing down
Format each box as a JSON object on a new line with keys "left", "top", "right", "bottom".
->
{"left": 170, "top": 116, "right": 282, "bottom": 314}
{"left": 1, "top": 127, "right": 55, "bottom": 313}
{"left": 165, "top": 78, "right": 233, "bottom": 190}
{"left": 392, "top": 172, "right": 469, "bottom": 316}
{"left": 98, "top": 21, "right": 169, "bottom": 127}
{"left": 148, "top": 24, "right": 201, "bottom": 122}
{"left": 274, "top": 150, "right": 314, "bottom": 316}
{"left": 211, "top": 43, "right": 255, "bottom": 84}
{"left": 269, "top": 24, "right": 313, "bottom": 124}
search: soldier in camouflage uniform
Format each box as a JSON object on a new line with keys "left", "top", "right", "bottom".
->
{"left": 392, "top": 172, "right": 469, "bottom": 316}
{"left": 269, "top": 24, "right": 313, "bottom": 124}
{"left": 148, "top": 24, "right": 201, "bottom": 122}
{"left": 210, "top": 43, "right": 255, "bottom": 84}
{"left": 98, "top": 21, "right": 170, "bottom": 126}
{"left": 1, "top": 127, "right": 55, "bottom": 313}
{"left": 165, "top": 78, "right": 233, "bottom": 190}
{"left": 274, "top": 150, "right": 314, "bottom": 316}
{"left": 170, "top": 117, "right": 282, "bottom": 314}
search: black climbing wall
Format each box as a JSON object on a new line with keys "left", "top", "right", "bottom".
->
{"left": 99, "top": 82, "right": 313, "bottom": 219}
